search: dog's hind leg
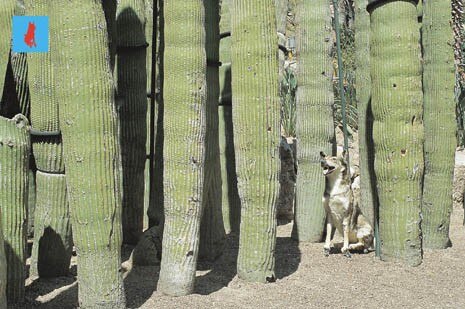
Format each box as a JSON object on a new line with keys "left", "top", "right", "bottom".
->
{"left": 348, "top": 241, "right": 366, "bottom": 251}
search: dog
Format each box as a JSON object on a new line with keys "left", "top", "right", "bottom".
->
{"left": 320, "top": 151, "right": 374, "bottom": 257}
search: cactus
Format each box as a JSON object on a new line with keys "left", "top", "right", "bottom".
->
{"left": 218, "top": 105, "right": 240, "bottom": 234}
{"left": 25, "top": 0, "right": 73, "bottom": 278}
{"left": 157, "top": 0, "right": 207, "bottom": 296}
{"left": 0, "top": 219, "right": 6, "bottom": 309}
{"left": 27, "top": 167, "right": 35, "bottom": 238}
{"left": 369, "top": 0, "right": 423, "bottom": 266}
{"left": 147, "top": 0, "right": 165, "bottom": 230}
{"left": 0, "top": 115, "right": 29, "bottom": 304}
{"left": 144, "top": 0, "right": 154, "bottom": 231}
{"left": 421, "top": 0, "right": 456, "bottom": 249}
{"left": 355, "top": 0, "right": 375, "bottom": 225}
{"left": 292, "top": 0, "right": 335, "bottom": 242}
{"left": 116, "top": 0, "right": 148, "bottom": 245}
{"left": 0, "top": 1, "right": 28, "bottom": 304}
{"left": 49, "top": 1, "right": 126, "bottom": 307}
{"left": 218, "top": 0, "right": 240, "bottom": 234}
{"left": 231, "top": 0, "right": 280, "bottom": 282}
{"left": 0, "top": 0, "right": 14, "bottom": 98}
{"left": 30, "top": 172, "right": 72, "bottom": 277}
{"left": 199, "top": 0, "right": 225, "bottom": 261}
{"left": 1, "top": 2, "right": 30, "bottom": 119}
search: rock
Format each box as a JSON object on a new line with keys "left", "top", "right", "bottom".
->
{"left": 277, "top": 136, "right": 297, "bottom": 221}
{"left": 132, "top": 225, "right": 163, "bottom": 266}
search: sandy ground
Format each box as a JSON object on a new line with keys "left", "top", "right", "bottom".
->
{"left": 23, "top": 203, "right": 465, "bottom": 309}
{"left": 20, "top": 45, "right": 465, "bottom": 306}
{"left": 22, "top": 137, "right": 465, "bottom": 308}
{"left": 454, "top": 149, "right": 465, "bottom": 208}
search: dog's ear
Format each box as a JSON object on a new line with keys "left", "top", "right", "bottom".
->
{"left": 319, "top": 151, "right": 327, "bottom": 165}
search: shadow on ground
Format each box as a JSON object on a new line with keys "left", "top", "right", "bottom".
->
{"left": 195, "top": 230, "right": 301, "bottom": 295}
{"left": 275, "top": 236, "right": 301, "bottom": 280}
{"left": 124, "top": 265, "right": 160, "bottom": 309}
{"left": 25, "top": 274, "right": 77, "bottom": 308}
{"left": 195, "top": 233, "right": 240, "bottom": 295}
{"left": 24, "top": 226, "right": 302, "bottom": 307}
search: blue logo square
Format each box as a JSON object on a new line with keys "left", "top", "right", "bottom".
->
{"left": 12, "top": 16, "right": 49, "bottom": 53}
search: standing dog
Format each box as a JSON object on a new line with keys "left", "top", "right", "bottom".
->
{"left": 320, "top": 151, "right": 374, "bottom": 257}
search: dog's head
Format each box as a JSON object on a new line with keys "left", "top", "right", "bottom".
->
{"left": 319, "top": 151, "right": 347, "bottom": 177}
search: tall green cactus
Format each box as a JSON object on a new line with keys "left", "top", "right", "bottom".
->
{"left": 292, "top": 0, "right": 335, "bottom": 242}
{"left": 0, "top": 0, "right": 14, "bottom": 97}
{"left": 25, "top": 0, "right": 72, "bottom": 278}
{"left": 49, "top": 1, "right": 126, "bottom": 307}
{"left": 157, "top": 0, "right": 206, "bottom": 296}
{"left": 231, "top": 0, "right": 280, "bottom": 282}
{"left": 369, "top": 0, "right": 423, "bottom": 266}
{"left": 421, "top": 0, "right": 456, "bottom": 249}
{"left": 0, "top": 219, "right": 6, "bottom": 309}
{"left": 199, "top": 0, "right": 224, "bottom": 261}
{"left": 30, "top": 172, "right": 72, "bottom": 277}
{"left": 145, "top": 0, "right": 154, "bottom": 96}
{"left": 5, "top": 1, "right": 36, "bottom": 245}
{"left": 148, "top": 0, "right": 164, "bottom": 229}
{"left": 131, "top": 0, "right": 159, "bottom": 266}
{"left": 8, "top": 52, "right": 30, "bottom": 118}
{"left": 116, "top": 0, "right": 147, "bottom": 245}
{"left": 0, "top": 1, "right": 30, "bottom": 119}
{"left": 27, "top": 167, "right": 35, "bottom": 238}
{"left": 0, "top": 1, "right": 28, "bottom": 304}
{"left": 218, "top": 0, "right": 240, "bottom": 234}
{"left": 355, "top": 0, "right": 375, "bottom": 226}
{"left": 1, "top": 2, "right": 30, "bottom": 119}
{"left": 0, "top": 115, "right": 29, "bottom": 304}
{"left": 144, "top": 0, "right": 154, "bottom": 231}
{"left": 218, "top": 105, "right": 240, "bottom": 234}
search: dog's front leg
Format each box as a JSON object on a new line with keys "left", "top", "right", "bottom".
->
{"left": 324, "top": 220, "right": 333, "bottom": 256}
{"left": 323, "top": 197, "right": 332, "bottom": 256}
{"left": 341, "top": 219, "right": 351, "bottom": 258}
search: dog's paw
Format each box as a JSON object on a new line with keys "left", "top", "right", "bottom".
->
{"left": 341, "top": 246, "right": 352, "bottom": 258}
{"left": 324, "top": 248, "right": 330, "bottom": 257}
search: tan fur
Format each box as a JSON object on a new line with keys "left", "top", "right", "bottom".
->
{"left": 319, "top": 151, "right": 374, "bottom": 257}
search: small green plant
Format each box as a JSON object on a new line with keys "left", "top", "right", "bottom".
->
{"left": 280, "top": 67, "right": 297, "bottom": 137}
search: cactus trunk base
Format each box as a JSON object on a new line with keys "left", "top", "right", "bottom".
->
{"left": 30, "top": 171, "right": 72, "bottom": 278}
{"left": 0, "top": 115, "right": 30, "bottom": 305}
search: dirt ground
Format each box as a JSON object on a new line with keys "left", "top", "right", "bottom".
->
{"left": 23, "top": 140, "right": 465, "bottom": 308}
{"left": 20, "top": 131, "right": 465, "bottom": 309}
{"left": 24, "top": 204, "right": 465, "bottom": 309}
